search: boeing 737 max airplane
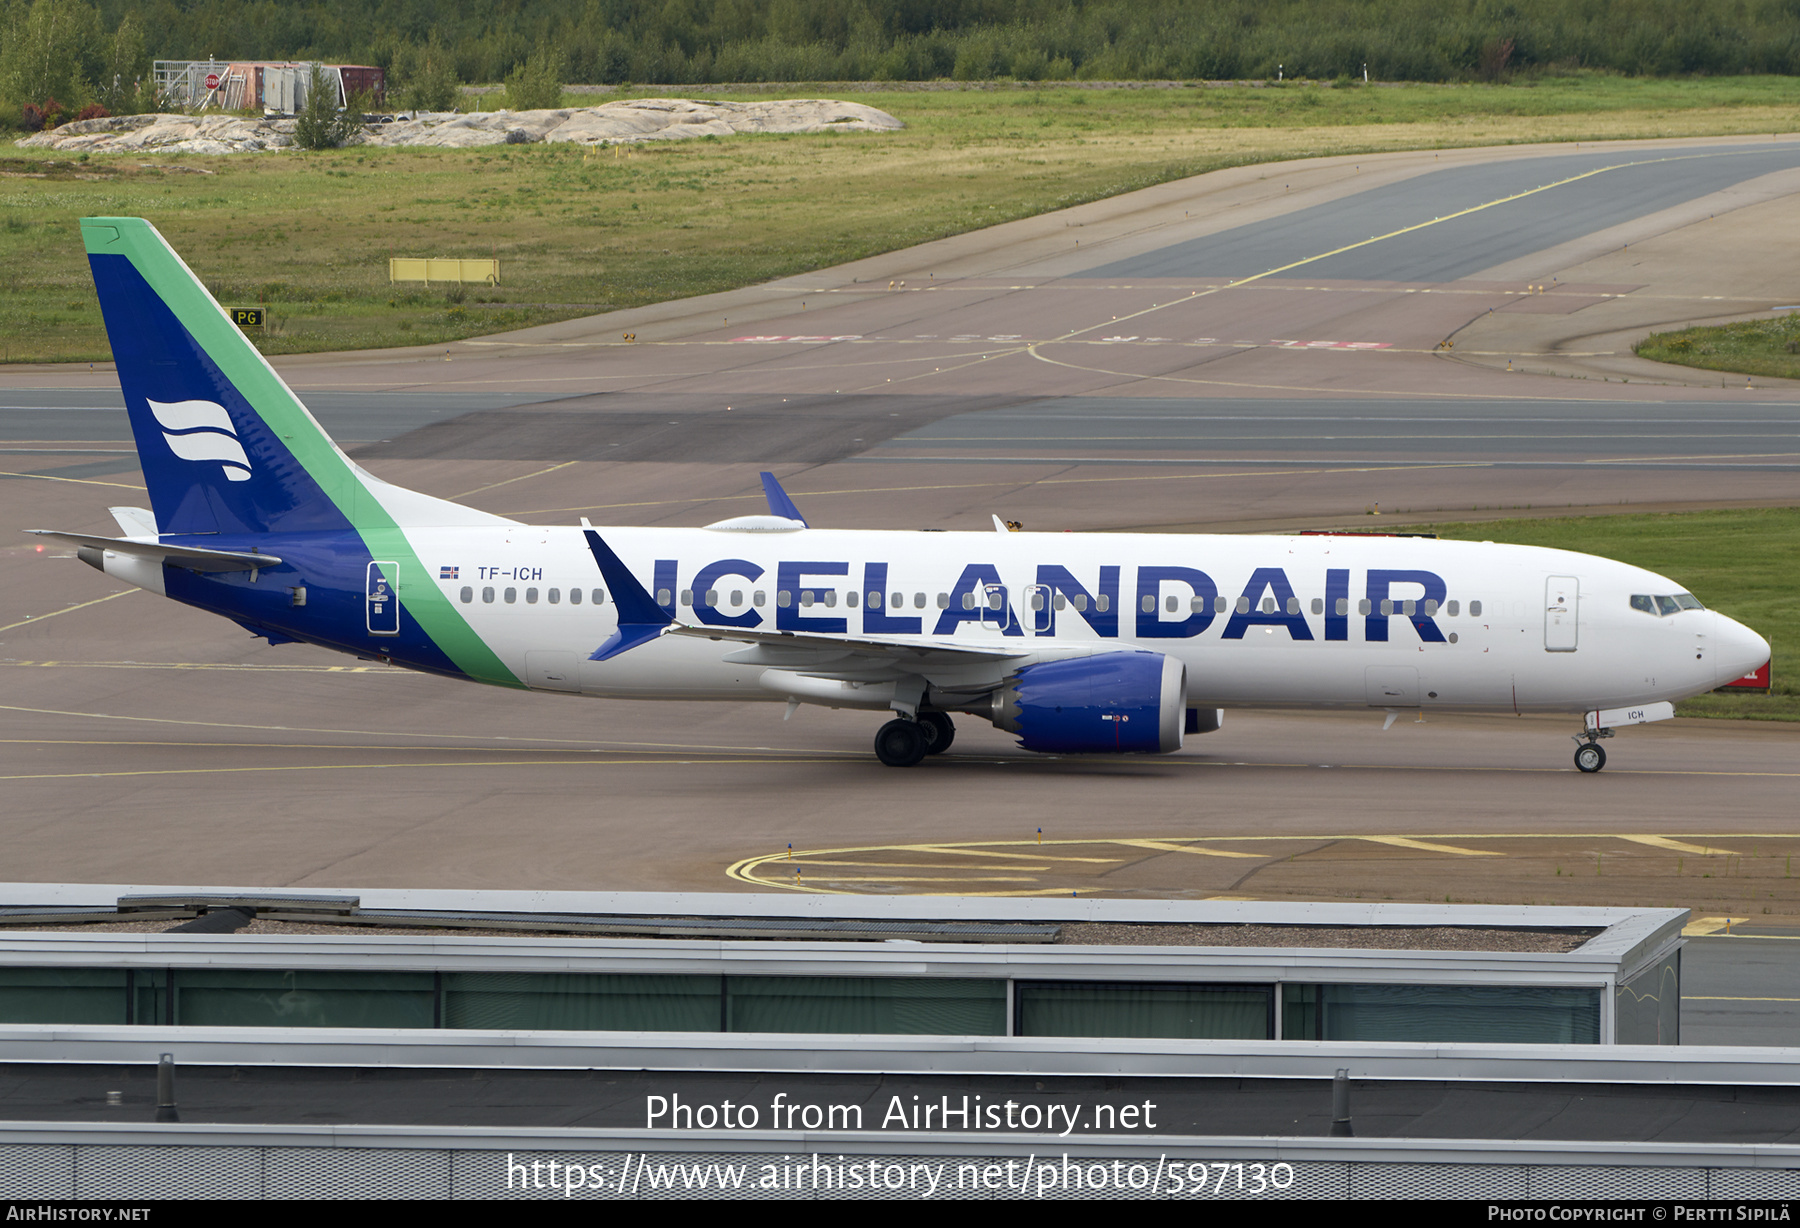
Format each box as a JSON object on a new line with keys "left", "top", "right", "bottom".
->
{"left": 32, "top": 218, "right": 1772, "bottom": 770}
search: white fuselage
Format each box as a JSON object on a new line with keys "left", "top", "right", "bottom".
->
{"left": 404, "top": 525, "right": 1762, "bottom": 715}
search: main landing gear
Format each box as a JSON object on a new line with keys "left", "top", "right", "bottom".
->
{"left": 1572, "top": 726, "right": 1614, "bottom": 773}
{"left": 874, "top": 713, "right": 955, "bottom": 767}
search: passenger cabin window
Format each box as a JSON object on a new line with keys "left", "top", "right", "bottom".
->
{"left": 1447, "top": 600, "right": 1459, "bottom": 616}
{"left": 754, "top": 591, "right": 766, "bottom": 607}
{"left": 1072, "top": 595, "right": 1088, "bottom": 612}
{"left": 1311, "top": 598, "right": 1324, "bottom": 615}
{"left": 525, "top": 587, "right": 538, "bottom": 604}
{"left": 460, "top": 586, "right": 473, "bottom": 603}
{"left": 1337, "top": 598, "right": 1349, "bottom": 616}
{"left": 570, "top": 588, "right": 582, "bottom": 605}
{"left": 504, "top": 588, "right": 517, "bottom": 604}
{"left": 593, "top": 589, "right": 604, "bottom": 605}
{"left": 1470, "top": 600, "right": 1483, "bottom": 617}
{"left": 482, "top": 587, "right": 495, "bottom": 603}
{"left": 548, "top": 588, "right": 560, "bottom": 604}
{"left": 1096, "top": 595, "right": 1110, "bottom": 613}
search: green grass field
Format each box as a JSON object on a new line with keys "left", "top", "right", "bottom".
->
{"left": 3, "top": 75, "right": 1797, "bottom": 362}
{"left": 1636, "top": 311, "right": 1800, "bottom": 381}
{"left": 1398, "top": 508, "right": 1798, "bottom": 720}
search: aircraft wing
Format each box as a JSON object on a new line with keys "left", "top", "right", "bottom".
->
{"left": 666, "top": 621, "right": 1027, "bottom": 666}
{"left": 25, "top": 530, "right": 283, "bottom": 573}
{"left": 663, "top": 622, "right": 1034, "bottom": 694}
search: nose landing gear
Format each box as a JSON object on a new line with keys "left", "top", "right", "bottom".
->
{"left": 1572, "top": 726, "right": 1614, "bottom": 773}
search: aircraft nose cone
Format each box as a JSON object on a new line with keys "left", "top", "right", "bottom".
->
{"left": 1714, "top": 612, "right": 1771, "bottom": 688}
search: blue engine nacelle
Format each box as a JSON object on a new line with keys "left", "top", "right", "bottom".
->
{"left": 989, "top": 651, "right": 1186, "bottom": 754}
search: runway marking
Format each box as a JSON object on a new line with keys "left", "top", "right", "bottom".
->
{"left": 507, "top": 460, "right": 1500, "bottom": 516}
{"left": 904, "top": 845, "right": 1118, "bottom": 863}
{"left": 0, "top": 470, "right": 145, "bottom": 489}
{"left": 1685, "top": 917, "right": 1749, "bottom": 935}
{"left": 1046, "top": 150, "right": 1760, "bottom": 347}
{"left": 0, "top": 757, "right": 847, "bottom": 782}
{"left": 1622, "top": 835, "right": 1738, "bottom": 856}
{"left": 3, "top": 660, "right": 408, "bottom": 673}
{"left": 0, "top": 703, "right": 872, "bottom": 757}
{"left": 0, "top": 589, "right": 136, "bottom": 634}
{"left": 1358, "top": 835, "right": 1502, "bottom": 857}
{"left": 450, "top": 460, "right": 578, "bottom": 500}
{"left": 730, "top": 834, "right": 1800, "bottom": 894}
{"left": 1113, "top": 838, "right": 1261, "bottom": 859}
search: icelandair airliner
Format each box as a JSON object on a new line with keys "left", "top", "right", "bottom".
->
{"left": 35, "top": 219, "right": 1771, "bottom": 770}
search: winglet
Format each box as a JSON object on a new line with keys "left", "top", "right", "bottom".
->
{"left": 582, "top": 522, "right": 673, "bottom": 662}
{"left": 759, "top": 472, "right": 808, "bottom": 527}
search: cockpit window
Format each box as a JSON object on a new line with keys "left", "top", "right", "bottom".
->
{"left": 1632, "top": 593, "right": 1706, "bottom": 616}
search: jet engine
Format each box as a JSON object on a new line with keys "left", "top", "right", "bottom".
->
{"left": 983, "top": 651, "right": 1185, "bottom": 754}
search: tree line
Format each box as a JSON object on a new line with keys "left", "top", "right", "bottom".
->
{"left": 6, "top": 0, "right": 1799, "bottom": 127}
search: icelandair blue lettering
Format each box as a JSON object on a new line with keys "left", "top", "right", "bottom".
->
{"left": 1034, "top": 564, "right": 1120, "bottom": 638}
{"left": 479, "top": 566, "right": 543, "bottom": 581}
{"left": 777, "top": 561, "right": 847, "bottom": 633}
{"left": 1135, "top": 566, "right": 1218, "bottom": 639}
{"left": 656, "top": 557, "right": 1452, "bottom": 645}
{"left": 1324, "top": 568, "right": 1350, "bottom": 642}
{"left": 692, "top": 558, "right": 763, "bottom": 628}
{"left": 861, "top": 562, "right": 921, "bottom": 634}
{"left": 1223, "top": 567, "right": 1314, "bottom": 640}
{"left": 933, "top": 564, "right": 1024, "bottom": 637}
{"left": 1366, "top": 569, "right": 1449, "bottom": 642}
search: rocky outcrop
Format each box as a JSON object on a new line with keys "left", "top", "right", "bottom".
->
{"left": 16, "top": 98, "right": 903, "bottom": 155}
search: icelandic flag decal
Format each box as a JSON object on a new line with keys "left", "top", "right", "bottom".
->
{"left": 440, "top": 565, "right": 459, "bottom": 580}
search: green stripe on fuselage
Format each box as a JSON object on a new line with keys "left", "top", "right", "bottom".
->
{"left": 81, "top": 218, "right": 523, "bottom": 688}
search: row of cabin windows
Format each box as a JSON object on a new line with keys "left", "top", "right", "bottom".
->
{"left": 460, "top": 587, "right": 607, "bottom": 605}
{"left": 1134, "top": 596, "right": 1481, "bottom": 618}
{"left": 456, "top": 585, "right": 1486, "bottom": 621}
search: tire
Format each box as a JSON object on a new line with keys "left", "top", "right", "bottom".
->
{"left": 1574, "top": 743, "right": 1606, "bottom": 773}
{"left": 874, "top": 718, "right": 928, "bottom": 767}
{"left": 918, "top": 711, "right": 955, "bottom": 755}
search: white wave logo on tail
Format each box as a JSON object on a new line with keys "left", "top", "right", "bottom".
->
{"left": 147, "top": 399, "right": 252, "bottom": 482}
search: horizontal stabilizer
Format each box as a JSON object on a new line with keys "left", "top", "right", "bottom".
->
{"left": 108, "top": 506, "right": 158, "bottom": 537}
{"left": 26, "top": 529, "right": 282, "bottom": 573}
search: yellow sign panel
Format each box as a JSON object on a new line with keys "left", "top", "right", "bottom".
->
{"left": 388, "top": 258, "right": 500, "bottom": 286}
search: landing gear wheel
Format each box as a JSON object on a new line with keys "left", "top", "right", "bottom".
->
{"left": 874, "top": 718, "right": 928, "bottom": 767}
{"left": 917, "top": 711, "right": 955, "bottom": 755}
{"left": 1574, "top": 742, "right": 1607, "bottom": 774}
